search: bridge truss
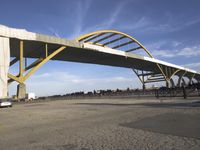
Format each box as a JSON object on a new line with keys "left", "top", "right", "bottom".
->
{"left": 0, "top": 25, "right": 199, "bottom": 98}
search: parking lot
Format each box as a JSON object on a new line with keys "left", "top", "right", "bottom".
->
{"left": 0, "top": 98, "right": 200, "bottom": 150}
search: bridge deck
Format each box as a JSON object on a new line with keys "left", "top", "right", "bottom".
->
{"left": 1, "top": 25, "right": 200, "bottom": 81}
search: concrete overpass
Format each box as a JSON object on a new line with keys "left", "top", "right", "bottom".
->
{"left": 0, "top": 25, "right": 199, "bottom": 98}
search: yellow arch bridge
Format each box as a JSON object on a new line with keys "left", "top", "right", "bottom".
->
{"left": 0, "top": 25, "right": 199, "bottom": 99}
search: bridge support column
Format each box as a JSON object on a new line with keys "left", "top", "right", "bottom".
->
{"left": 0, "top": 37, "right": 10, "bottom": 98}
{"left": 177, "top": 71, "right": 187, "bottom": 87}
{"left": 17, "top": 83, "right": 26, "bottom": 99}
{"left": 170, "top": 79, "right": 175, "bottom": 88}
{"left": 181, "top": 78, "right": 186, "bottom": 87}
{"left": 188, "top": 74, "right": 196, "bottom": 86}
{"left": 178, "top": 77, "right": 187, "bottom": 87}
{"left": 166, "top": 80, "right": 170, "bottom": 88}
{"left": 177, "top": 77, "right": 181, "bottom": 87}
{"left": 142, "top": 84, "right": 146, "bottom": 90}
{"left": 8, "top": 42, "right": 66, "bottom": 99}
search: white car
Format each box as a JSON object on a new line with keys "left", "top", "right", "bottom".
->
{"left": 0, "top": 100, "right": 12, "bottom": 108}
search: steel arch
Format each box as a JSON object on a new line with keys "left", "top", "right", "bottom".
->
{"left": 76, "top": 30, "right": 170, "bottom": 85}
{"left": 76, "top": 30, "right": 155, "bottom": 58}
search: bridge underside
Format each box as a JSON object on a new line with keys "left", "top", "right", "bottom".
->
{"left": 10, "top": 38, "right": 160, "bottom": 72}
{"left": 0, "top": 25, "right": 199, "bottom": 98}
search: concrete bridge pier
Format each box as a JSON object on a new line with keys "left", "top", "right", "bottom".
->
{"left": 17, "top": 83, "right": 26, "bottom": 99}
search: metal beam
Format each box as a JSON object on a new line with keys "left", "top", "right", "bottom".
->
{"left": 93, "top": 33, "right": 117, "bottom": 44}
{"left": 182, "top": 78, "right": 186, "bottom": 86}
{"left": 132, "top": 69, "right": 144, "bottom": 84}
{"left": 45, "top": 43, "right": 48, "bottom": 57}
{"left": 24, "top": 58, "right": 44, "bottom": 72}
{"left": 156, "top": 64, "right": 167, "bottom": 81}
{"left": 150, "top": 74, "right": 164, "bottom": 77}
{"left": 125, "top": 46, "right": 142, "bottom": 52}
{"left": 170, "top": 78, "right": 175, "bottom": 88}
{"left": 189, "top": 74, "right": 195, "bottom": 84}
{"left": 8, "top": 58, "right": 44, "bottom": 84}
{"left": 8, "top": 45, "right": 66, "bottom": 84}
{"left": 102, "top": 36, "right": 126, "bottom": 46}
{"left": 10, "top": 57, "right": 19, "bottom": 66}
{"left": 84, "top": 33, "right": 106, "bottom": 43}
{"left": 19, "top": 41, "right": 24, "bottom": 77}
{"left": 177, "top": 71, "right": 187, "bottom": 87}
{"left": 76, "top": 30, "right": 154, "bottom": 58}
{"left": 145, "top": 79, "right": 166, "bottom": 83}
{"left": 79, "top": 35, "right": 94, "bottom": 42}
{"left": 8, "top": 73, "right": 22, "bottom": 83}
{"left": 137, "top": 72, "right": 160, "bottom": 76}
{"left": 23, "top": 46, "right": 66, "bottom": 81}
{"left": 147, "top": 77, "right": 165, "bottom": 81}
{"left": 112, "top": 40, "right": 134, "bottom": 49}
{"left": 25, "top": 57, "right": 27, "bottom": 68}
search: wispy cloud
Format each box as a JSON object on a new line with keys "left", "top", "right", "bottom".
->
{"left": 69, "top": 0, "right": 92, "bottom": 39}
{"left": 69, "top": 1, "right": 129, "bottom": 39}
{"left": 90, "top": 9, "right": 200, "bottom": 34}
{"left": 152, "top": 45, "right": 200, "bottom": 58}
{"left": 119, "top": 16, "right": 151, "bottom": 30}
{"left": 184, "top": 62, "right": 200, "bottom": 69}
{"left": 105, "top": 2, "right": 127, "bottom": 28}
{"left": 184, "top": 17, "right": 200, "bottom": 26}
{"left": 42, "top": 71, "right": 134, "bottom": 84}
{"left": 32, "top": 73, "right": 51, "bottom": 78}
{"left": 143, "top": 15, "right": 200, "bottom": 33}
{"left": 113, "top": 11, "right": 200, "bottom": 34}
{"left": 48, "top": 27, "right": 61, "bottom": 38}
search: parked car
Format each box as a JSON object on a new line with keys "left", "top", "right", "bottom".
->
{"left": 0, "top": 99, "right": 12, "bottom": 108}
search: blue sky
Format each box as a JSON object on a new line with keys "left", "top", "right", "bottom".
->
{"left": 1, "top": 0, "right": 200, "bottom": 96}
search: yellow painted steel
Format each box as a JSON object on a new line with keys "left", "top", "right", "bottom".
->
{"left": 8, "top": 73, "right": 23, "bottom": 83}
{"left": 25, "top": 58, "right": 44, "bottom": 71}
{"left": 156, "top": 64, "right": 167, "bottom": 80}
{"left": 8, "top": 41, "right": 25, "bottom": 84}
{"left": 8, "top": 58, "right": 44, "bottom": 84}
{"left": 76, "top": 30, "right": 154, "bottom": 58}
{"left": 20, "top": 41, "right": 24, "bottom": 77}
{"left": 23, "top": 46, "right": 66, "bottom": 81}
{"left": 8, "top": 30, "right": 182, "bottom": 86}
{"left": 8, "top": 43, "right": 66, "bottom": 84}
{"left": 169, "top": 69, "right": 181, "bottom": 80}
{"left": 76, "top": 30, "right": 168, "bottom": 82}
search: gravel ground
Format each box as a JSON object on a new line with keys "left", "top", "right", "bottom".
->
{"left": 0, "top": 98, "right": 200, "bottom": 150}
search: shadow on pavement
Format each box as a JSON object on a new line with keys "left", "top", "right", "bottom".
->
{"left": 120, "top": 113, "right": 200, "bottom": 139}
{"left": 76, "top": 100, "right": 200, "bottom": 108}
